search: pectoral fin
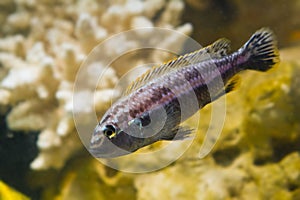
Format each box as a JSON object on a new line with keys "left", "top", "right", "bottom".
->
{"left": 160, "top": 126, "right": 194, "bottom": 141}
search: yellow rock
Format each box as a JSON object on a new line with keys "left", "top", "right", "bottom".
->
{"left": 0, "top": 181, "right": 29, "bottom": 200}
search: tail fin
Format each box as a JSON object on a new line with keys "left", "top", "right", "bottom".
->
{"left": 240, "top": 28, "right": 280, "bottom": 71}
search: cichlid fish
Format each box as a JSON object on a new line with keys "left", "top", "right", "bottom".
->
{"left": 89, "top": 28, "right": 279, "bottom": 158}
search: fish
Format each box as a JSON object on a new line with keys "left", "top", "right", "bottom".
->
{"left": 89, "top": 28, "right": 279, "bottom": 158}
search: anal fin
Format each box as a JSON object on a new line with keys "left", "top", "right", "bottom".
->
{"left": 225, "top": 75, "right": 240, "bottom": 93}
{"left": 212, "top": 76, "right": 241, "bottom": 101}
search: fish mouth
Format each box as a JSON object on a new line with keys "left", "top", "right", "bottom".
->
{"left": 89, "top": 134, "right": 131, "bottom": 158}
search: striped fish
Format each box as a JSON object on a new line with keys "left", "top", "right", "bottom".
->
{"left": 89, "top": 28, "right": 279, "bottom": 158}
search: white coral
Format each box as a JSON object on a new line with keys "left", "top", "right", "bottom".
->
{"left": 0, "top": 0, "right": 192, "bottom": 170}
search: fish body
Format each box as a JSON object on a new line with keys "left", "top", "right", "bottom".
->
{"left": 90, "top": 28, "right": 279, "bottom": 158}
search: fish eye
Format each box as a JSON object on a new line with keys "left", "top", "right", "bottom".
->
{"left": 103, "top": 125, "right": 117, "bottom": 139}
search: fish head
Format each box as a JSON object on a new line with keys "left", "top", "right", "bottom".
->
{"left": 89, "top": 123, "right": 133, "bottom": 158}
{"left": 89, "top": 109, "right": 137, "bottom": 158}
{"left": 89, "top": 96, "right": 163, "bottom": 158}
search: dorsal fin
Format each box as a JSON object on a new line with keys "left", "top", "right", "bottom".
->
{"left": 123, "top": 38, "right": 231, "bottom": 96}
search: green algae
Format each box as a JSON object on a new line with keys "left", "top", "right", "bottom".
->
{"left": 280, "top": 152, "right": 300, "bottom": 190}
{"left": 41, "top": 157, "right": 136, "bottom": 200}
{"left": 241, "top": 60, "right": 300, "bottom": 164}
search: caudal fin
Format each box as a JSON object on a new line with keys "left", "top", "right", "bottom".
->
{"left": 240, "top": 28, "right": 280, "bottom": 71}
